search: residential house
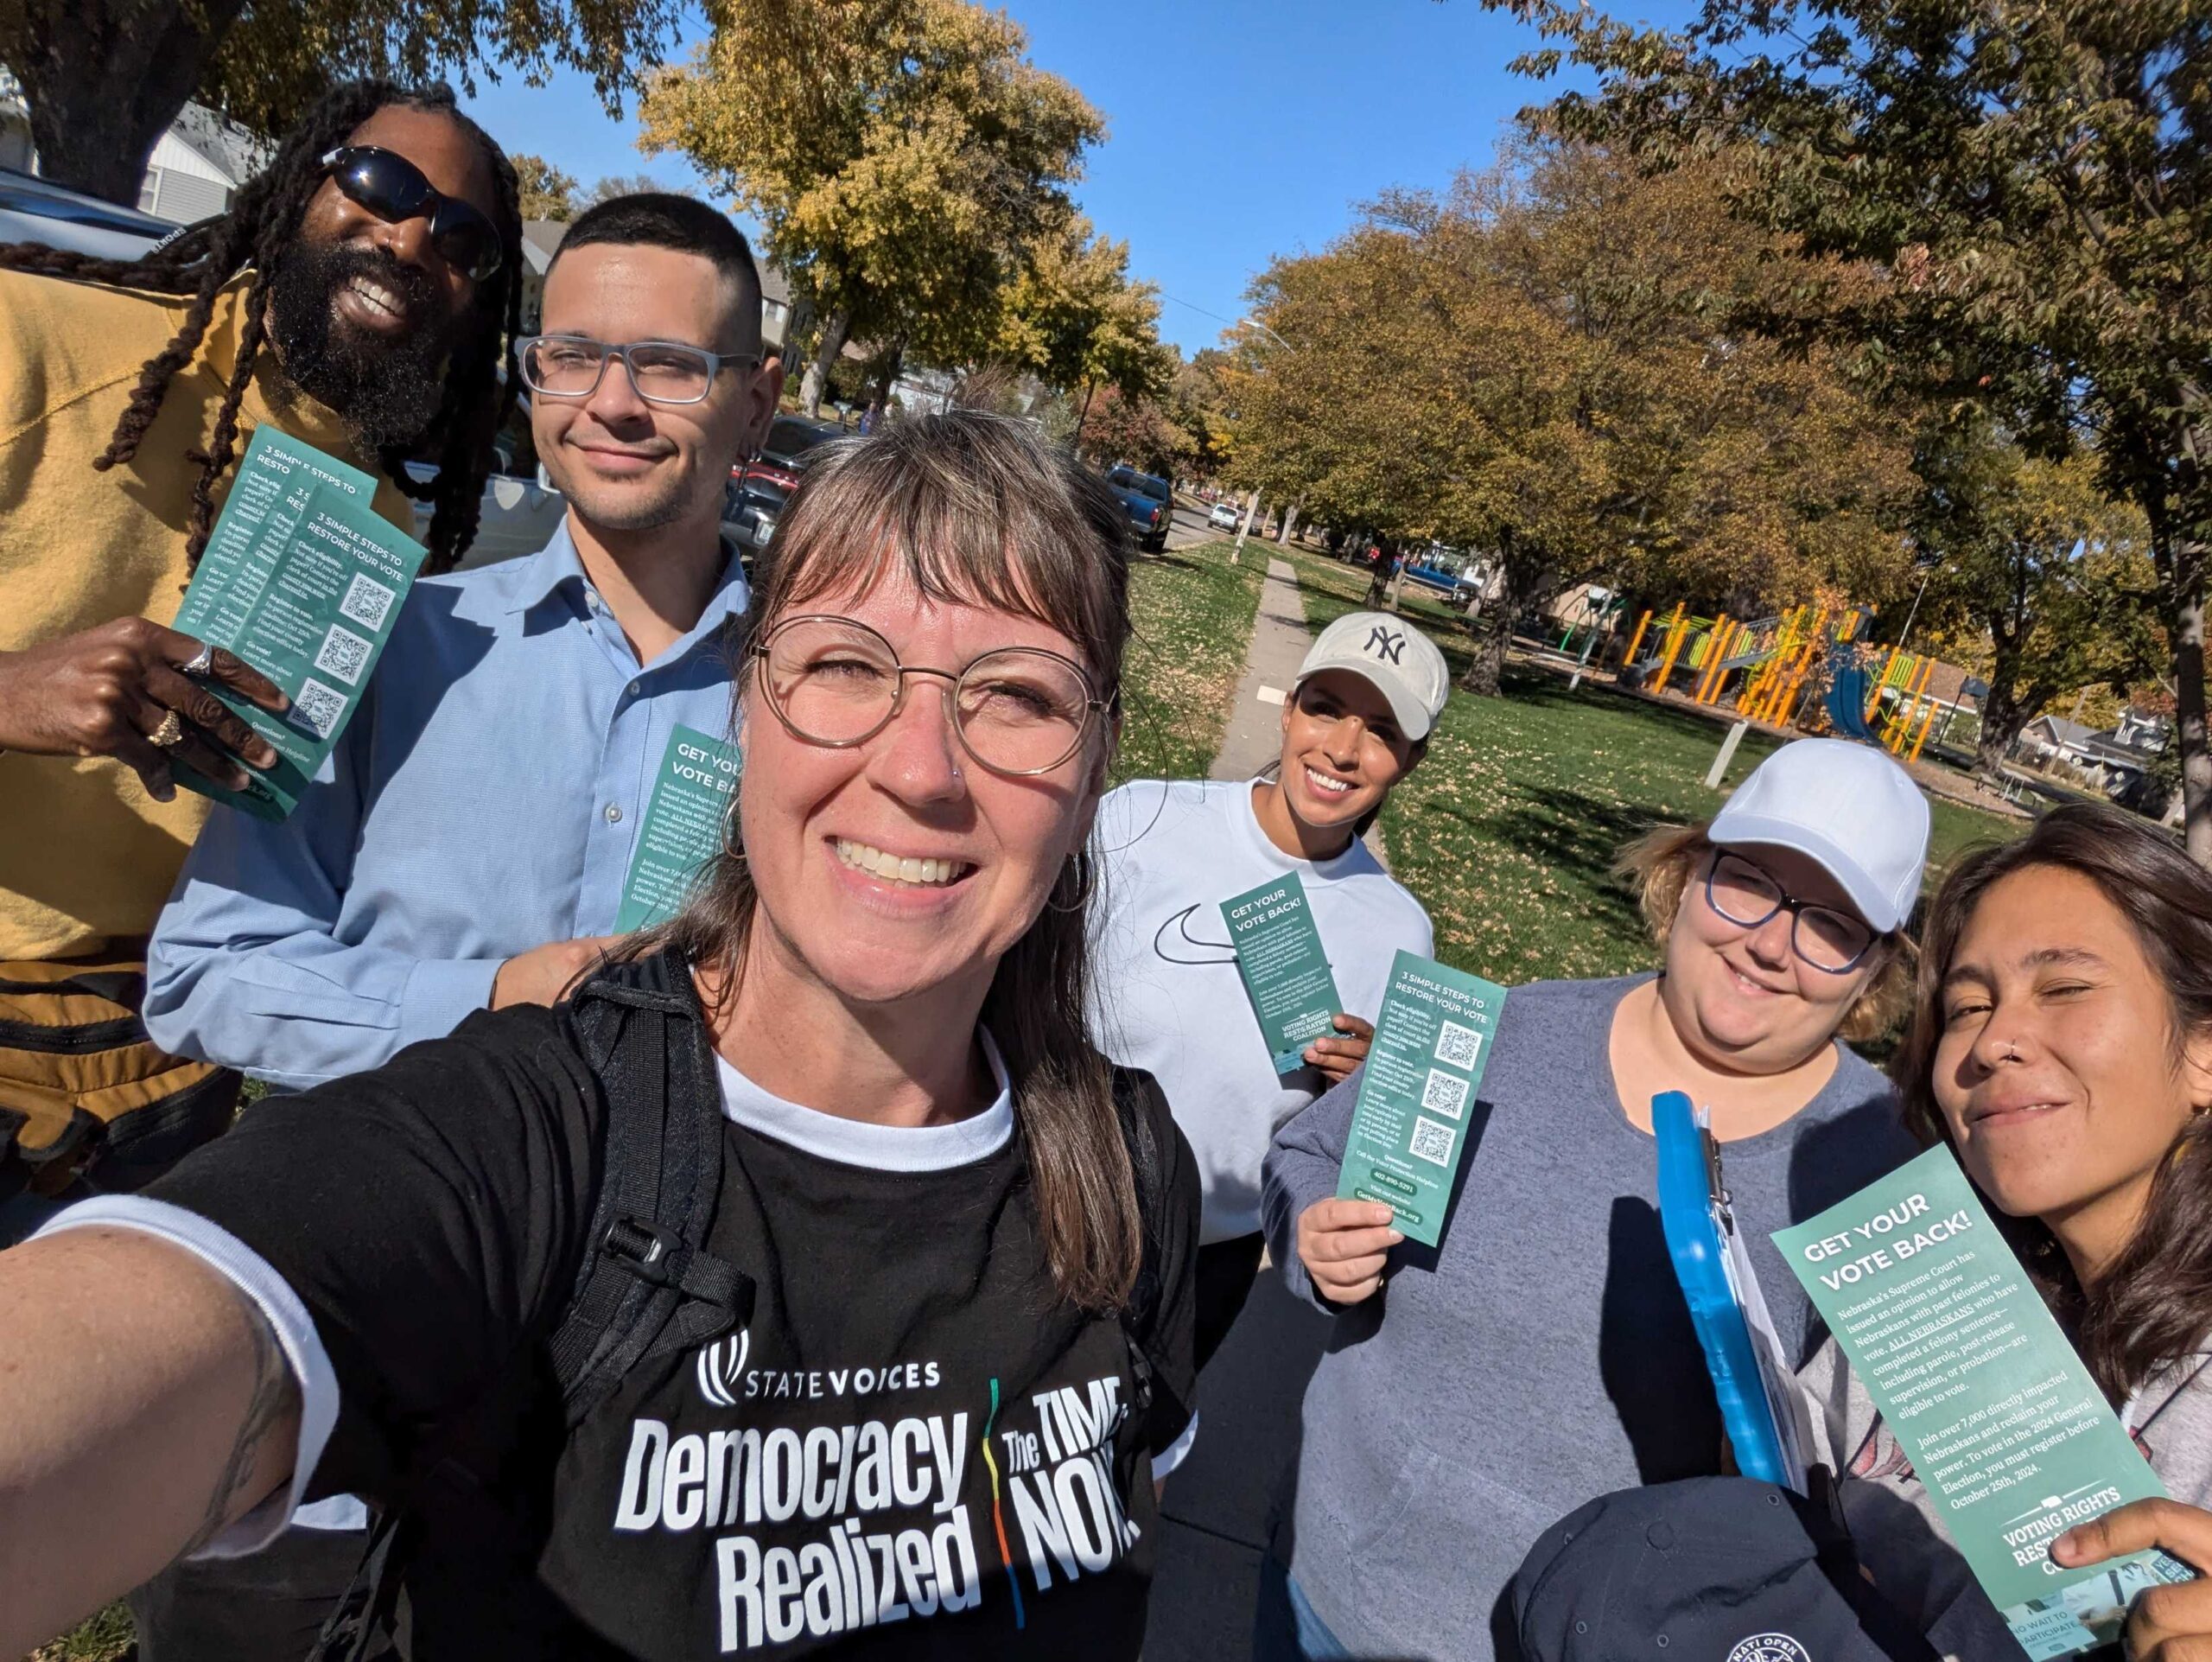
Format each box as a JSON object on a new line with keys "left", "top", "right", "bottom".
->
{"left": 0, "top": 78, "right": 270, "bottom": 222}
{"left": 2015, "top": 712, "right": 2168, "bottom": 804}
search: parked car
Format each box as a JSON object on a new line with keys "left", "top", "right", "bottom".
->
{"left": 1208, "top": 499, "right": 1243, "bottom": 531}
{"left": 723, "top": 472, "right": 789, "bottom": 556}
{"left": 0, "top": 166, "right": 173, "bottom": 258}
{"left": 403, "top": 433, "right": 568, "bottom": 570}
{"left": 1104, "top": 465, "right": 1173, "bottom": 552}
{"left": 745, "top": 414, "right": 845, "bottom": 494}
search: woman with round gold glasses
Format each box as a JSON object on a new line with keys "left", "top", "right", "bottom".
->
{"left": 0, "top": 413, "right": 1198, "bottom": 1662}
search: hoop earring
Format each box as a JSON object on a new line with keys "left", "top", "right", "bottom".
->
{"left": 720, "top": 803, "right": 747, "bottom": 863}
{"left": 1045, "top": 852, "right": 1095, "bottom": 914}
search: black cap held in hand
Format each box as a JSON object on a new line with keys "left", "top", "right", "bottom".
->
{"left": 1508, "top": 1476, "right": 1941, "bottom": 1662}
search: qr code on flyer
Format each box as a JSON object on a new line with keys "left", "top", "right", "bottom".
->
{"left": 314, "top": 623, "right": 373, "bottom": 686}
{"left": 1409, "top": 1116, "right": 1457, "bottom": 1167}
{"left": 1421, "top": 1068, "right": 1469, "bottom": 1119}
{"left": 338, "top": 573, "right": 397, "bottom": 631}
{"left": 1435, "top": 1020, "right": 1485, "bottom": 1069}
{"left": 288, "top": 678, "right": 348, "bottom": 740}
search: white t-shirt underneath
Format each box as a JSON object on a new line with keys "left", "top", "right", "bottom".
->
{"left": 1089, "top": 778, "right": 1433, "bottom": 1243}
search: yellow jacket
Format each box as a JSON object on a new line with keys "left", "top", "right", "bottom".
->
{"left": 0, "top": 270, "right": 414, "bottom": 960}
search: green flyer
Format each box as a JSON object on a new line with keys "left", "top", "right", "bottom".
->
{"left": 1332, "top": 950, "right": 1507, "bottom": 1246}
{"left": 1219, "top": 871, "right": 1344, "bottom": 1075}
{"left": 168, "top": 425, "right": 426, "bottom": 820}
{"left": 1773, "top": 1146, "right": 2195, "bottom": 1658}
{"left": 614, "top": 724, "right": 744, "bottom": 932}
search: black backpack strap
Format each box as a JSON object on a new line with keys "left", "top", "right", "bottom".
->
{"left": 308, "top": 954, "right": 752, "bottom": 1662}
{"left": 548, "top": 954, "right": 752, "bottom": 1422}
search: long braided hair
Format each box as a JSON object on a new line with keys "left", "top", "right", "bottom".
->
{"left": 0, "top": 81, "right": 522, "bottom": 574}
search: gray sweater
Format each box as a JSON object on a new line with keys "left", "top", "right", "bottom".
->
{"left": 1260, "top": 973, "right": 1916, "bottom": 1661}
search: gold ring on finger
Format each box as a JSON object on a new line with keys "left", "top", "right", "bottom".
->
{"left": 149, "top": 710, "right": 187, "bottom": 748}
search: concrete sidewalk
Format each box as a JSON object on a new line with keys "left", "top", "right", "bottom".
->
{"left": 1211, "top": 557, "right": 1314, "bottom": 783}
{"left": 1141, "top": 554, "right": 1379, "bottom": 1662}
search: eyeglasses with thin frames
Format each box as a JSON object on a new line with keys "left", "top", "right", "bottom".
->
{"left": 1702, "top": 850, "right": 1878, "bottom": 974}
{"left": 749, "top": 614, "right": 1115, "bottom": 778}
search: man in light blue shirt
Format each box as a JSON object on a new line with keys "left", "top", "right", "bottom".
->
{"left": 147, "top": 192, "right": 783, "bottom": 1092}
{"left": 132, "top": 193, "right": 785, "bottom": 1662}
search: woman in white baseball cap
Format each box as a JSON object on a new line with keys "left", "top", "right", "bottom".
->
{"left": 1258, "top": 736, "right": 1934, "bottom": 1662}
{"left": 1090, "top": 609, "right": 1450, "bottom": 1369}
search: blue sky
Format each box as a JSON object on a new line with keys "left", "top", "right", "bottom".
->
{"left": 462, "top": 0, "right": 1692, "bottom": 358}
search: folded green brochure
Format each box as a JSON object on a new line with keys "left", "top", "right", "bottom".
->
{"left": 614, "top": 724, "right": 744, "bottom": 933}
{"left": 1773, "top": 1146, "right": 2196, "bottom": 1659}
{"left": 1333, "top": 950, "right": 1507, "bottom": 1246}
{"left": 1219, "top": 871, "right": 1344, "bottom": 1075}
{"left": 168, "top": 426, "right": 426, "bottom": 819}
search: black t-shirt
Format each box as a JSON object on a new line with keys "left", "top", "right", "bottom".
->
{"left": 149, "top": 1000, "right": 1198, "bottom": 1659}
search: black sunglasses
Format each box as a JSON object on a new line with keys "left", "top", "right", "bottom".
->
{"left": 318, "top": 146, "right": 504, "bottom": 282}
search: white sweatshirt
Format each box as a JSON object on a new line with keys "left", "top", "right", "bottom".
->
{"left": 1088, "top": 778, "right": 1433, "bottom": 1243}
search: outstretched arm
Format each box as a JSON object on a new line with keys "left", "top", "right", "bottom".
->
{"left": 0, "top": 1227, "right": 298, "bottom": 1656}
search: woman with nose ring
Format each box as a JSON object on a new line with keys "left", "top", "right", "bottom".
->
{"left": 1802, "top": 804, "right": 2212, "bottom": 1659}
{"left": 1254, "top": 737, "right": 1934, "bottom": 1661}
{"left": 1089, "top": 611, "right": 1446, "bottom": 1370}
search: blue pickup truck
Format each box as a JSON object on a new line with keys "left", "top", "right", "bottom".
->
{"left": 1105, "top": 466, "right": 1173, "bottom": 552}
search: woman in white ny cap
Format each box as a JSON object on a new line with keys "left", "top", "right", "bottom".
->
{"left": 1255, "top": 737, "right": 1934, "bottom": 1662}
{"left": 1090, "top": 610, "right": 1446, "bottom": 1369}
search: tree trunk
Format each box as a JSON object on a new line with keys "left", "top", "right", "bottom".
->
{"left": 799, "top": 310, "right": 851, "bottom": 418}
{"left": 1971, "top": 630, "right": 2028, "bottom": 780}
{"left": 1073, "top": 380, "right": 1096, "bottom": 455}
{"left": 872, "top": 338, "right": 906, "bottom": 417}
{"left": 1974, "top": 696, "right": 2025, "bottom": 781}
{"left": 1458, "top": 547, "right": 1516, "bottom": 697}
{"left": 1274, "top": 497, "right": 1302, "bottom": 544}
{"left": 2168, "top": 547, "right": 2212, "bottom": 863}
{"left": 17, "top": 0, "right": 244, "bottom": 203}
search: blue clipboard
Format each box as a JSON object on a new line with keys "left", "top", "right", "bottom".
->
{"left": 1652, "top": 1089, "right": 1801, "bottom": 1490}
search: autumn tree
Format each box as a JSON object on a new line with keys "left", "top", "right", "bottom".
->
{"left": 1230, "top": 140, "right": 1911, "bottom": 693}
{"left": 0, "top": 0, "right": 683, "bottom": 204}
{"left": 639, "top": 0, "right": 1103, "bottom": 417}
{"left": 512, "top": 153, "right": 580, "bottom": 220}
{"left": 1913, "top": 423, "right": 2162, "bottom": 778}
{"left": 1080, "top": 385, "right": 1185, "bottom": 477}
{"left": 1166, "top": 350, "right": 1235, "bottom": 484}
{"left": 995, "top": 213, "right": 1174, "bottom": 430}
{"left": 583, "top": 172, "right": 674, "bottom": 207}
{"left": 1494, "top": 0, "right": 2212, "bottom": 852}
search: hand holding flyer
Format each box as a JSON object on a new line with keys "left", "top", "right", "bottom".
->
{"left": 1773, "top": 1145, "right": 2196, "bottom": 1659}
{"left": 613, "top": 724, "right": 744, "bottom": 932}
{"left": 168, "top": 426, "right": 426, "bottom": 819}
{"left": 1333, "top": 950, "right": 1505, "bottom": 1246}
{"left": 1219, "top": 872, "right": 1344, "bottom": 1075}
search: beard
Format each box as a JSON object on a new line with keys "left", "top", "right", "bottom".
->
{"left": 266, "top": 241, "right": 467, "bottom": 451}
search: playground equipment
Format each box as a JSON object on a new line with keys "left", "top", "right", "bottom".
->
{"left": 1618, "top": 597, "right": 1952, "bottom": 754}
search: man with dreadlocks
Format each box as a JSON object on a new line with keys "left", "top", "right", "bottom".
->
{"left": 127, "top": 189, "right": 780, "bottom": 1662}
{"left": 0, "top": 82, "right": 521, "bottom": 1210}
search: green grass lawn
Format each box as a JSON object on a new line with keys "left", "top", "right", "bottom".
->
{"left": 1110, "top": 541, "right": 1264, "bottom": 786}
{"left": 25, "top": 1602, "right": 131, "bottom": 1662}
{"left": 1268, "top": 545, "right": 2020, "bottom": 988}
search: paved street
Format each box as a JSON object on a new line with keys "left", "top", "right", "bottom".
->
{"left": 1163, "top": 496, "right": 1228, "bottom": 551}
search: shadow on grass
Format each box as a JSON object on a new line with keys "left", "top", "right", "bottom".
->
{"left": 1143, "top": 552, "right": 1212, "bottom": 577}
{"left": 1415, "top": 782, "right": 1658, "bottom": 943}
